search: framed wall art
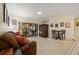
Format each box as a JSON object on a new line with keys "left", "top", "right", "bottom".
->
{"left": 3, "top": 3, "right": 10, "bottom": 26}
{"left": 65, "top": 22, "right": 70, "bottom": 28}
{"left": 76, "top": 20, "right": 79, "bottom": 27}
{"left": 50, "top": 23, "right": 53, "bottom": 27}
{"left": 3, "top": 3, "right": 5, "bottom": 22}
{"left": 55, "top": 23, "right": 58, "bottom": 27}
{"left": 60, "top": 22, "right": 64, "bottom": 27}
{"left": 12, "top": 20, "right": 17, "bottom": 25}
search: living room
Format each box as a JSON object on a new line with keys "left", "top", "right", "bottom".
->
{"left": 0, "top": 3, "right": 79, "bottom": 55}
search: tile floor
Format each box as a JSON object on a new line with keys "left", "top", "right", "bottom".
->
{"left": 28, "top": 36, "right": 79, "bottom": 55}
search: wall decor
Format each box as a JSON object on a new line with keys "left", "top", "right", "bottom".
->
{"left": 12, "top": 20, "right": 17, "bottom": 25}
{"left": 60, "top": 22, "right": 64, "bottom": 27}
{"left": 65, "top": 22, "right": 70, "bottom": 28}
{"left": 3, "top": 3, "right": 5, "bottom": 22}
{"left": 76, "top": 20, "right": 79, "bottom": 26}
{"left": 7, "top": 16, "right": 10, "bottom": 26}
{"left": 3, "top": 3, "right": 8, "bottom": 23}
{"left": 3, "top": 3, "right": 10, "bottom": 26}
{"left": 55, "top": 23, "right": 58, "bottom": 27}
{"left": 50, "top": 23, "right": 53, "bottom": 27}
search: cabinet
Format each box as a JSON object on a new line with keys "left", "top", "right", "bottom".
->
{"left": 39, "top": 24, "right": 48, "bottom": 38}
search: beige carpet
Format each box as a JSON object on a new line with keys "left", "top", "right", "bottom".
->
{"left": 28, "top": 36, "right": 75, "bottom": 55}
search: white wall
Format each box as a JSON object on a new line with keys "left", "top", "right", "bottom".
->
{"left": 0, "top": 4, "right": 75, "bottom": 39}
{"left": 0, "top": 4, "right": 13, "bottom": 34}
{"left": 9, "top": 14, "right": 43, "bottom": 32}
{"left": 49, "top": 15, "right": 75, "bottom": 39}
{"left": 0, "top": 3, "right": 3, "bottom": 23}
{"left": 5, "top": 14, "right": 75, "bottom": 39}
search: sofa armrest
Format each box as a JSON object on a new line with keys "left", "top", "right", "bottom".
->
{"left": 21, "top": 41, "right": 37, "bottom": 55}
{"left": 20, "top": 43, "right": 30, "bottom": 55}
{"left": 0, "top": 48, "right": 13, "bottom": 55}
{"left": 29, "top": 41, "right": 37, "bottom": 55}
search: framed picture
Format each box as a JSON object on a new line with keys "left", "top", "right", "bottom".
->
{"left": 76, "top": 20, "right": 79, "bottom": 26}
{"left": 3, "top": 3, "right": 10, "bottom": 26}
{"left": 7, "top": 16, "right": 10, "bottom": 26}
{"left": 3, "top": 3, "right": 5, "bottom": 22}
{"left": 50, "top": 23, "right": 53, "bottom": 27}
{"left": 12, "top": 20, "right": 17, "bottom": 25}
{"left": 55, "top": 23, "right": 58, "bottom": 27}
{"left": 3, "top": 3, "right": 8, "bottom": 23}
{"left": 65, "top": 22, "right": 70, "bottom": 28}
{"left": 60, "top": 22, "right": 64, "bottom": 27}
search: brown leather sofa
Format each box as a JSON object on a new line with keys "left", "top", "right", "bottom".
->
{"left": 0, "top": 31, "right": 37, "bottom": 55}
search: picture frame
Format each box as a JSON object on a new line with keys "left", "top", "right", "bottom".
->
{"left": 76, "top": 20, "right": 79, "bottom": 26}
{"left": 65, "top": 22, "right": 70, "bottom": 28}
{"left": 12, "top": 20, "right": 17, "bottom": 25}
{"left": 55, "top": 23, "right": 58, "bottom": 27}
{"left": 3, "top": 3, "right": 10, "bottom": 26}
{"left": 50, "top": 23, "right": 53, "bottom": 27}
{"left": 3, "top": 3, "right": 5, "bottom": 23}
{"left": 60, "top": 22, "right": 64, "bottom": 27}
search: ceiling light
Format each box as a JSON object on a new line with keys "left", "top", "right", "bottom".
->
{"left": 37, "top": 11, "right": 42, "bottom": 14}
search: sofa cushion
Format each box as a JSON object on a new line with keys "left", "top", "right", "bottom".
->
{"left": 7, "top": 31, "right": 16, "bottom": 36}
{"left": 0, "top": 40, "right": 10, "bottom": 51}
{"left": 0, "top": 33, "right": 19, "bottom": 48}
{"left": 15, "top": 36, "right": 29, "bottom": 46}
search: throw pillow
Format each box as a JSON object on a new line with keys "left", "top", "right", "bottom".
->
{"left": 15, "top": 36, "right": 29, "bottom": 46}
